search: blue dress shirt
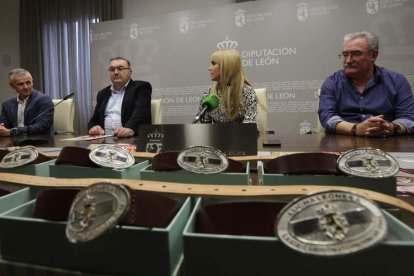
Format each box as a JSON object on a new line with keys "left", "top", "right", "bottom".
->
{"left": 318, "top": 66, "right": 414, "bottom": 133}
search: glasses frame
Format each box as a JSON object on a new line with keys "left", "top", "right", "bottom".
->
{"left": 338, "top": 51, "right": 370, "bottom": 60}
{"left": 107, "top": 67, "right": 131, "bottom": 73}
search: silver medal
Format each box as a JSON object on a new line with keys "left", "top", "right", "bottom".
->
{"left": 89, "top": 145, "right": 135, "bottom": 169}
{"left": 337, "top": 147, "right": 399, "bottom": 178}
{"left": 0, "top": 147, "right": 39, "bottom": 168}
{"left": 66, "top": 182, "right": 130, "bottom": 243}
{"left": 177, "top": 146, "right": 229, "bottom": 174}
{"left": 276, "top": 190, "right": 387, "bottom": 256}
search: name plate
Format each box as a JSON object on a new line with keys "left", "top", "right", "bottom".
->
{"left": 137, "top": 123, "right": 258, "bottom": 157}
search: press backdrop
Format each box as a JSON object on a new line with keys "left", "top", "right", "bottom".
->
{"left": 90, "top": 0, "right": 414, "bottom": 134}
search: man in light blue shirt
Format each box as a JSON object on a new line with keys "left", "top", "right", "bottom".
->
{"left": 318, "top": 31, "right": 414, "bottom": 137}
{"left": 88, "top": 57, "right": 152, "bottom": 137}
{"left": 104, "top": 83, "right": 127, "bottom": 134}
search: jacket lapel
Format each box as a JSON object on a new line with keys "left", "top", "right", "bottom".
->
{"left": 23, "top": 92, "right": 37, "bottom": 124}
{"left": 11, "top": 100, "right": 18, "bottom": 126}
{"left": 121, "top": 80, "right": 134, "bottom": 118}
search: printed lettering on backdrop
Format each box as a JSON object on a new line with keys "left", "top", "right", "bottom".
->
{"left": 90, "top": 0, "right": 414, "bottom": 134}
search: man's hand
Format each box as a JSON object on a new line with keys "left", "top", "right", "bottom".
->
{"left": 113, "top": 127, "right": 135, "bottom": 138}
{"left": 351, "top": 115, "right": 401, "bottom": 137}
{"left": 355, "top": 115, "right": 390, "bottom": 137}
{"left": 336, "top": 115, "right": 399, "bottom": 137}
{"left": 0, "top": 123, "right": 11, "bottom": 137}
{"left": 88, "top": 125, "right": 105, "bottom": 136}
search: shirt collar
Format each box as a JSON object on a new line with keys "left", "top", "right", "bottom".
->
{"left": 16, "top": 95, "right": 29, "bottom": 104}
{"left": 343, "top": 65, "right": 381, "bottom": 83}
{"left": 372, "top": 65, "right": 381, "bottom": 82}
{"left": 110, "top": 79, "right": 130, "bottom": 94}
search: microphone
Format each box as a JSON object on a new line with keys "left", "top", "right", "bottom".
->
{"left": 62, "top": 92, "right": 75, "bottom": 101}
{"left": 13, "top": 93, "right": 75, "bottom": 146}
{"left": 192, "top": 93, "right": 220, "bottom": 123}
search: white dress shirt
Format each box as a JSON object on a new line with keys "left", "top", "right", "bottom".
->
{"left": 104, "top": 81, "right": 128, "bottom": 134}
{"left": 17, "top": 96, "right": 28, "bottom": 127}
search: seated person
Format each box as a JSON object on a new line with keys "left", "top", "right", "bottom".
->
{"left": 318, "top": 31, "right": 414, "bottom": 137}
{"left": 196, "top": 49, "right": 257, "bottom": 129}
{"left": 0, "top": 68, "right": 54, "bottom": 137}
{"left": 88, "top": 57, "right": 152, "bottom": 138}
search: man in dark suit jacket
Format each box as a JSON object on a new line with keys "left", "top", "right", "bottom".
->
{"left": 0, "top": 68, "right": 54, "bottom": 137}
{"left": 88, "top": 57, "right": 152, "bottom": 138}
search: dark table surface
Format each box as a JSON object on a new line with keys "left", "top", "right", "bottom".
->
{"left": 258, "top": 132, "right": 413, "bottom": 153}
{"left": 2, "top": 131, "right": 413, "bottom": 153}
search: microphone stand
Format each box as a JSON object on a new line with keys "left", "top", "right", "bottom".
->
{"left": 13, "top": 93, "right": 75, "bottom": 146}
{"left": 193, "top": 105, "right": 209, "bottom": 124}
{"left": 192, "top": 93, "right": 220, "bottom": 124}
{"left": 12, "top": 127, "right": 50, "bottom": 147}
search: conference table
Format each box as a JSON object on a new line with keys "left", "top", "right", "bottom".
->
{"left": 1, "top": 131, "right": 413, "bottom": 152}
{"left": 1, "top": 131, "right": 413, "bottom": 209}
{"left": 0, "top": 132, "right": 413, "bottom": 275}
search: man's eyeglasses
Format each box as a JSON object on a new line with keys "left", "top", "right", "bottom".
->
{"left": 107, "top": 67, "right": 130, "bottom": 72}
{"left": 338, "top": 51, "right": 367, "bottom": 60}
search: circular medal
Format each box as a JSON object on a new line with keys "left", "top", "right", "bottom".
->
{"left": 66, "top": 182, "right": 130, "bottom": 243}
{"left": 276, "top": 190, "right": 387, "bottom": 256}
{"left": 89, "top": 145, "right": 135, "bottom": 169}
{"left": 177, "top": 146, "right": 229, "bottom": 174}
{"left": 337, "top": 147, "right": 399, "bottom": 178}
{"left": 0, "top": 147, "right": 39, "bottom": 168}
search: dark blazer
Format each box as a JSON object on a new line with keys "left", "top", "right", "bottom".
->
{"left": 0, "top": 90, "right": 54, "bottom": 135}
{"left": 88, "top": 80, "right": 152, "bottom": 135}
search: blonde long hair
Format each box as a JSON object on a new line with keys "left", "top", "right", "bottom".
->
{"left": 210, "top": 49, "right": 252, "bottom": 120}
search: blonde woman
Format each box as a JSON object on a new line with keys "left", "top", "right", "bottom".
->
{"left": 197, "top": 49, "right": 257, "bottom": 128}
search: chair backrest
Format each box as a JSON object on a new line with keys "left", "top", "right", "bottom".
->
{"left": 151, "top": 99, "right": 163, "bottom": 124}
{"left": 316, "top": 89, "right": 324, "bottom": 133}
{"left": 255, "top": 88, "right": 268, "bottom": 134}
{"left": 52, "top": 99, "right": 75, "bottom": 133}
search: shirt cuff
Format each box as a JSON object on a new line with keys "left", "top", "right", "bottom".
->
{"left": 326, "top": 116, "right": 343, "bottom": 133}
{"left": 392, "top": 119, "right": 414, "bottom": 134}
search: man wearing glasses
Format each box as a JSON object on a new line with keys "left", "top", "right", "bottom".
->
{"left": 88, "top": 57, "right": 152, "bottom": 138}
{"left": 318, "top": 31, "right": 414, "bottom": 137}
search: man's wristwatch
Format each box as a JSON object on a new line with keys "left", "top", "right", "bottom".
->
{"left": 393, "top": 123, "right": 402, "bottom": 136}
{"left": 350, "top": 124, "right": 357, "bottom": 136}
{"left": 10, "top": 128, "right": 19, "bottom": 137}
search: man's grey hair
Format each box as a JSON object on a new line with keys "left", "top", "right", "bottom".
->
{"left": 109, "top": 57, "right": 131, "bottom": 67}
{"left": 9, "top": 68, "right": 30, "bottom": 80}
{"left": 343, "top": 31, "right": 379, "bottom": 51}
